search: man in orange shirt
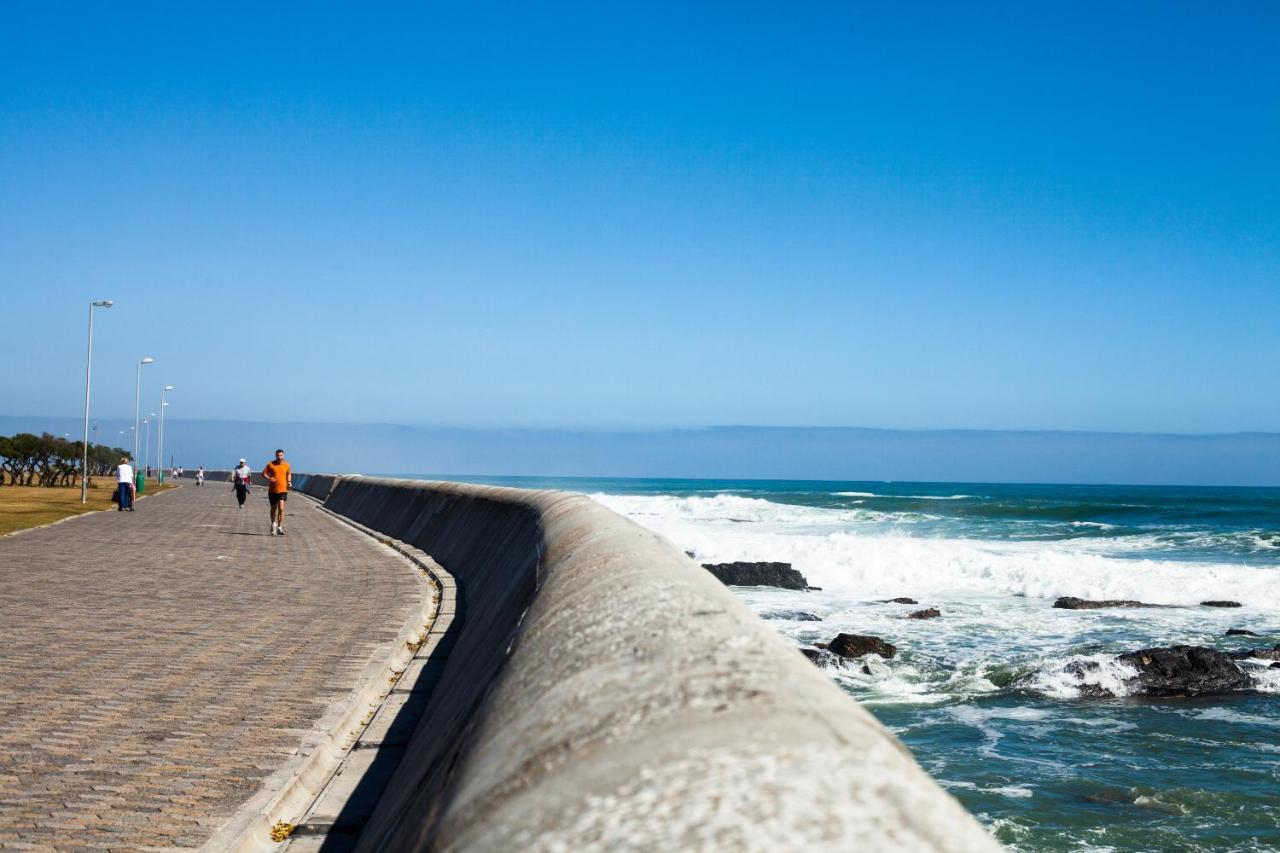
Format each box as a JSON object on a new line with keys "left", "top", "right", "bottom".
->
{"left": 262, "top": 448, "right": 292, "bottom": 536}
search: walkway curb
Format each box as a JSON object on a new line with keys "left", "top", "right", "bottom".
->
{"left": 277, "top": 507, "right": 458, "bottom": 850}
{"left": 200, "top": 496, "right": 436, "bottom": 853}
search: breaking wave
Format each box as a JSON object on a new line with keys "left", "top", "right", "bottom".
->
{"left": 591, "top": 492, "right": 1280, "bottom": 608}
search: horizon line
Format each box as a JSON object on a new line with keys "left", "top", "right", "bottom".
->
{"left": 3, "top": 414, "right": 1279, "bottom": 440}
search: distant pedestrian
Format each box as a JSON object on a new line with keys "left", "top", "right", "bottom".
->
{"left": 115, "top": 457, "right": 135, "bottom": 512}
{"left": 262, "top": 449, "right": 292, "bottom": 536}
{"left": 196, "top": 466, "right": 205, "bottom": 486}
{"left": 231, "top": 458, "right": 252, "bottom": 508}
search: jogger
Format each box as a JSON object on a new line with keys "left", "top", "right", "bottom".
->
{"left": 232, "top": 459, "right": 252, "bottom": 508}
{"left": 262, "top": 449, "right": 292, "bottom": 535}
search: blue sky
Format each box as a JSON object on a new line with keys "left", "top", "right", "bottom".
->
{"left": 2, "top": 3, "right": 1278, "bottom": 434}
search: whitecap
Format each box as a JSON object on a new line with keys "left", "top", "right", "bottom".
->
{"left": 592, "top": 491, "right": 1280, "bottom": 608}
{"left": 1018, "top": 654, "right": 1142, "bottom": 699}
{"left": 984, "top": 784, "right": 1034, "bottom": 799}
{"left": 1189, "top": 707, "right": 1280, "bottom": 726}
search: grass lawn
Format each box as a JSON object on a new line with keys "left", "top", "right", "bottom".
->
{"left": 0, "top": 480, "right": 177, "bottom": 536}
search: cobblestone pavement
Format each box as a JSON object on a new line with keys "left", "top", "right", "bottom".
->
{"left": 0, "top": 484, "right": 423, "bottom": 850}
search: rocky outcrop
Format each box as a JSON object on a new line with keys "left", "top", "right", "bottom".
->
{"left": 883, "top": 597, "right": 918, "bottom": 605}
{"left": 702, "top": 561, "right": 813, "bottom": 590}
{"left": 1064, "top": 646, "right": 1254, "bottom": 697}
{"left": 1201, "top": 600, "right": 1243, "bottom": 608}
{"left": 1226, "top": 629, "right": 1258, "bottom": 636}
{"left": 1119, "top": 646, "right": 1254, "bottom": 696}
{"left": 825, "top": 633, "right": 897, "bottom": 660}
{"left": 1227, "top": 645, "right": 1280, "bottom": 662}
{"left": 908, "top": 608, "right": 941, "bottom": 620}
{"left": 1053, "top": 597, "right": 1160, "bottom": 610}
{"left": 762, "top": 610, "right": 822, "bottom": 622}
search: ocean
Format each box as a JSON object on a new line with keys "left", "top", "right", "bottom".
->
{"left": 424, "top": 475, "right": 1280, "bottom": 851}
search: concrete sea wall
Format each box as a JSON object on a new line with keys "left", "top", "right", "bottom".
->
{"left": 294, "top": 475, "right": 999, "bottom": 851}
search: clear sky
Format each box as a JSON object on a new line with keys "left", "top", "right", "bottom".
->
{"left": 2, "top": 3, "right": 1277, "bottom": 434}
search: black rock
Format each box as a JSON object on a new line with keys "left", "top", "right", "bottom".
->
{"left": 1113, "top": 646, "right": 1253, "bottom": 697}
{"left": 1271, "top": 662, "right": 1280, "bottom": 670}
{"left": 1227, "top": 648, "right": 1280, "bottom": 661}
{"left": 1047, "top": 645, "right": 1256, "bottom": 698}
{"left": 685, "top": 550, "right": 697, "bottom": 559}
{"left": 1225, "top": 628, "right": 1258, "bottom": 636}
{"left": 702, "top": 561, "right": 812, "bottom": 590}
{"left": 908, "top": 608, "right": 941, "bottom": 620}
{"left": 1083, "top": 790, "right": 1132, "bottom": 806}
{"left": 827, "top": 633, "right": 898, "bottom": 660}
{"left": 1201, "top": 600, "right": 1243, "bottom": 608}
{"left": 1054, "top": 596, "right": 1160, "bottom": 610}
{"left": 883, "top": 597, "right": 918, "bottom": 605}
{"left": 799, "top": 647, "right": 842, "bottom": 667}
{"left": 761, "top": 609, "right": 822, "bottom": 622}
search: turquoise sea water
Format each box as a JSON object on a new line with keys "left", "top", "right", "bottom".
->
{"left": 410, "top": 475, "right": 1280, "bottom": 851}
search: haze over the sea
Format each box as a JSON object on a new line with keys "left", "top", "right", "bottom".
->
{"left": 3, "top": 415, "right": 1278, "bottom": 487}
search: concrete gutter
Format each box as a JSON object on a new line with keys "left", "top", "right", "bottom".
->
{"left": 292, "top": 475, "right": 1000, "bottom": 852}
{"left": 200, "top": 493, "right": 436, "bottom": 853}
{"left": 280, "top": 507, "right": 459, "bottom": 851}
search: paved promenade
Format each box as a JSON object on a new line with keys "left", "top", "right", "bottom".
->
{"left": 0, "top": 484, "right": 423, "bottom": 850}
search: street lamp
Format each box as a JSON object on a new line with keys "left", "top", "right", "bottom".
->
{"left": 81, "top": 299, "right": 113, "bottom": 503}
{"left": 144, "top": 414, "right": 155, "bottom": 477}
{"left": 158, "top": 387, "right": 174, "bottom": 482}
{"left": 133, "top": 357, "right": 154, "bottom": 469}
{"left": 157, "top": 402, "right": 169, "bottom": 479}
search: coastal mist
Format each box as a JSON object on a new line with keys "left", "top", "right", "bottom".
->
{"left": 435, "top": 475, "right": 1280, "bottom": 852}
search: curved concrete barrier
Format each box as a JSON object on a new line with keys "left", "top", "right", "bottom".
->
{"left": 304, "top": 476, "right": 1000, "bottom": 851}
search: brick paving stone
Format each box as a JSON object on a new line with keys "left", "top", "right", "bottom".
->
{"left": 0, "top": 485, "right": 422, "bottom": 850}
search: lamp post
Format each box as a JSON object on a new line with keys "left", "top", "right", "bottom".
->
{"left": 158, "top": 387, "right": 174, "bottom": 482}
{"left": 81, "top": 299, "right": 113, "bottom": 503}
{"left": 144, "top": 414, "right": 155, "bottom": 478}
{"left": 156, "top": 403, "right": 168, "bottom": 480}
{"left": 133, "top": 357, "right": 153, "bottom": 467}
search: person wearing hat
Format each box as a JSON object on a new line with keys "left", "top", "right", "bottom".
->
{"left": 115, "top": 456, "right": 135, "bottom": 511}
{"left": 231, "top": 458, "right": 253, "bottom": 509}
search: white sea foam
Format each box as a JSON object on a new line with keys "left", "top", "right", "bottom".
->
{"left": 1019, "top": 654, "right": 1143, "bottom": 699}
{"left": 1247, "top": 666, "right": 1280, "bottom": 694}
{"left": 831, "top": 491, "right": 972, "bottom": 500}
{"left": 1189, "top": 707, "right": 1280, "bottom": 726}
{"left": 592, "top": 492, "right": 1280, "bottom": 608}
{"left": 986, "top": 785, "right": 1034, "bottom": 799}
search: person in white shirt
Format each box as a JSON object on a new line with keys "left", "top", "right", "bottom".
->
{"left": 116, "top": 457, "right": 135, "bottom": 512}
{"left": 196, "top": 466, "right": 205, "bottom": 486}
{"left": 231, "top": 459, "right": 252, "bottom": 508}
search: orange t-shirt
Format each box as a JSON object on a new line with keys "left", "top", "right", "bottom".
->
{"left": 263, "top": 460, "right": 291, "bottom": 493}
